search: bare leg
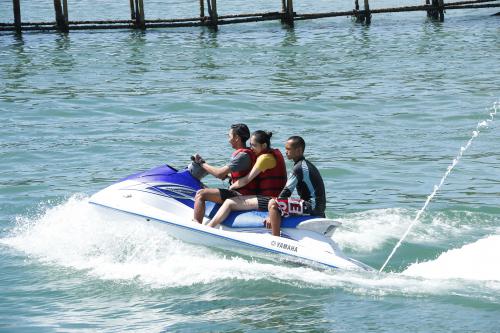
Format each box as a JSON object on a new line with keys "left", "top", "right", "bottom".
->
{"left": 193, "top": 188, "right": 224, "bottom": 223}
{"left": 208, "top": 196, "right": 258, "bottom": 227}
{"left": 267, "top": 198, "right": 282, "bottom": 237}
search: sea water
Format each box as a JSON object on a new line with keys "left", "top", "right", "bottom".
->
{"left": 1, "top": 1, "right": 499, "bottom": 332}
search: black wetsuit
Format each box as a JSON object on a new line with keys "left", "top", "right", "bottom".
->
{"left": 278, "top": 157, "right": 326, "bottom": 217}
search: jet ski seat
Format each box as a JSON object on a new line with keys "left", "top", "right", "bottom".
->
{"left": 205, "top": 202, "right": 323, "bottom": 229}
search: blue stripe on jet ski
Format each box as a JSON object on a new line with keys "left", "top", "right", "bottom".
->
{"left": 113, "top": 188, "right": 319, "bottom": 229}
{"left": 88, "top": 201, "right": 339, "bottom": 269}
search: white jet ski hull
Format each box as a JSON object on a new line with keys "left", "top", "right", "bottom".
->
{"left": 89, "top": 165, "right": 372, "bottom": 271}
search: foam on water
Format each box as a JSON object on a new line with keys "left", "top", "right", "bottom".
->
{"left": 1, "top": 196, "right": 498, "bottom": 301}
{"left": 403, "top": 235, "right": 500, "bottom": 281}
{"left": 1, "top": 195, "right": 272, "bottom": 288}
{"left": 333, "top": 208, "right": 413, "bottom": 252}
{"left": 333, "top": 208, "right": 495, "bottom": 252}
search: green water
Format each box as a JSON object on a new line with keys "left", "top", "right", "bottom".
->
{"left": 1, "top": 2, "right": 499, "bottom": 332}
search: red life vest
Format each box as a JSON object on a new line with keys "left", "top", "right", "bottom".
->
{"left": 230, "top": 148, "right": 258, "bottom": 195}
{"left": 256, "top": 148, "right": 287, "bottom": 197}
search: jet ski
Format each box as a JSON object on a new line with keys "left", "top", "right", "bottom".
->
{"left": 89, "top": 162, "right": 372, "bottom": 271}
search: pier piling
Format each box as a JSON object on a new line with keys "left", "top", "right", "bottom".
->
{"left": 426, "top": 0, "right": 432, "bottom": 17}
{"left": 53, "top": 0, "right": 68, "bottom": 32}
{"left": 354, "top": 0, "right": 371, "bottom": 23}
{"left": 354, "top": 0, "right": 361, "bottom": 22}
{"left": 134, "top": 0, "right": 139, "bottom": 25}
{"left": 139, "top": 0, "right": 146, "bottom": 29}
{"left": 438, "top": 0, "right": 445, "bottom": 20}
{"left": 281, "top": 0, "right": 286, "bottom": 22}
{"left": 280, "top": 0, "right": 295, "bottom": 26}
{"left": 129, "top": 0, "right": 136, "bottom": 20}
{"left": 208, "top": 0, "right": 218, "bottom": 30}
{"left": 428, "top": 0, "right": 446, "bottom": 20}
{"left": 63, "top": 0, "right": 68, "bottom": 24}
{"left": 285, "top": 0, "right": 295, "bottom": 26}
{"left": 199, "top": 0, "right": 205, "bottom": 20}
{"left": 134, "top": 0, "right": 146, "bottom": 29}
{"left": 364, "top": 0, "right": 372, "bottom": 24}
{"left": 12, "top": 0, "right": 21, "bottom": 32}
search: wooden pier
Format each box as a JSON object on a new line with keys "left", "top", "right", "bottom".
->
{"left": 1, "top": 0, "right": 499, "bottom": 33}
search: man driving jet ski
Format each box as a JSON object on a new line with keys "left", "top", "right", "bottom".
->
{"left": 192, "top": 124, "right": 258, "bottom": 223}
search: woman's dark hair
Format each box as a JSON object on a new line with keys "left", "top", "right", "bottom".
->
{"left": 252, "top": 130, "right": 273, "bottom": 148}
{"left": 230, "top": 123, "right": 250, "bottom": 142}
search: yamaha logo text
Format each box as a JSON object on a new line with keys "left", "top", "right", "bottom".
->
{"left": 270, "top": 240, "right": 298, "bottom": 252}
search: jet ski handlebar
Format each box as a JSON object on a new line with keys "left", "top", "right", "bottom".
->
{"left": 188, "top": 156, "right": 208, "bottom": 180}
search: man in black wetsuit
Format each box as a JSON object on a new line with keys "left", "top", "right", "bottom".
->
{"left": 265, "top": 136, "right": 326, "bottom": 236}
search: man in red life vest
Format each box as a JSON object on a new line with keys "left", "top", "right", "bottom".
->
{"left": 265, "top": 136, "right": 326, "bottom": 236}
{"left": 192, "top": 124, "right": 257, "bottom": 224}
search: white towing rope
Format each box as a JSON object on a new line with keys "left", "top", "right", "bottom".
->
{"left": 380, "top": 101, "right": 498, "bottom": 273}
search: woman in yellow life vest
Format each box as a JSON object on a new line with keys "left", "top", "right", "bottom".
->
{"left": 207, "top": 130, "right": 287, "bottom": 228}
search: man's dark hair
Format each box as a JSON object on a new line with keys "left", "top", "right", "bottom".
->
{"left": 230, "top": 124, "right": 250, "bottom": 142}
{"left": 288, "top": 136, "right": 305, "bottom": 152}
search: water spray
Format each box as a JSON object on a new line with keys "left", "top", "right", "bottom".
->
{"left": 379, "top": 101, "right": 498, "bottom": 273}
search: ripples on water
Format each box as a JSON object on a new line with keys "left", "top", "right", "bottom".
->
{"left": 1, "top": 196, "right": 499, "bottom": 331}
{"left": 0, "top": 1, "right": 499, "bottom": 332}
